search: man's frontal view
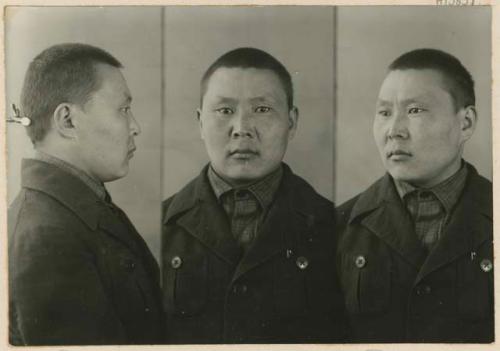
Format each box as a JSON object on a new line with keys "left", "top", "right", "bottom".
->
{"left": 162, "top": 47, "right": 347, "bottom": 343}
{"left": 337, "top": 48, "right": 493, "bottom": 343}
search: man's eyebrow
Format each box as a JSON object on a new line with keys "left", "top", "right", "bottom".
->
{"left": 376, "top": 95, "right": 431, "bottom": 107}
{"left": 375, "top": 99, "right": 391, "bottom": 107}
{"left": 250, "top": 96, "right": 279, "bottom": 104}
{"left": 211, "top": 96, "right": 237, "bottom": 104}
{"left": 400, "top": 96, "right": 431, "bottom": 105}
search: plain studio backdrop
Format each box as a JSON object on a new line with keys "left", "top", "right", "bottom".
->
{"left": 5, "top": 6, "right": 492, "bottom": 261}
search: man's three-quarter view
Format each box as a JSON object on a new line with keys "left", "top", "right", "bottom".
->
{"left": 336, "top": 48, "right": 493, "bottom": 343}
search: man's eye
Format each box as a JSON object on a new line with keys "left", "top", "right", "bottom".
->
{"left": 215, "top": 107, "right": 233, "bottom": 115}
{"left": 255, "top": 106, "right": 271, "bottom": 113}
{"left": 376, "top": 109, "right": 390, "bottom": 117}
{"left": 408, "top": 107, "right": 426, "bottom": 114}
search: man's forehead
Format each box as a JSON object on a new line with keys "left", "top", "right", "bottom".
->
{"left": 378, "top": 68, "right": 452, "bottom": 101}
{"left": 205, "top": 67, "right": 286, "bottom": 98}
{"left": 209, "top": 66, "right": 281, "bottom": 83}
{"left": 93, "top": 64, "right": 131, "bottom": 98}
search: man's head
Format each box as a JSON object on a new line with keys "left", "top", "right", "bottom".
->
{"left": 197, "top": 47, "right": 298, "bottom": 186}
{"left": 21, "top": 43, "right": 140, "bottom": 182}
{"left": 373, "top": 48, "right": 477, "bottom": 188}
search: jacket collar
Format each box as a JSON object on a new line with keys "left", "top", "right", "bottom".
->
{"left": 348, "top": 172, "right": 398, "bottom": 224}
{"left": 164, "top": 163, "right": 315, "bottom": 224}
{"left": 349, "top": 163, "right": 491, "bottom": 224}
{"left": 164, "top": 163, "right": 324, "bottom": 272}
{"left": 21, "top": 159, "right": 151, "bottom": 262}
{"left": 21, "top": 159, "right": 104, "bottom": 230}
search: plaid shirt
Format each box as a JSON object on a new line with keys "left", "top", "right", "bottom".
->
{"left": 34, "top": 150, "right": 107, "bottom": 202}
{"left": 208, "top": 164, "right": 283, "bottom": 252}
{"left": 395, "top": 163, "right": 468, "bottom": 253}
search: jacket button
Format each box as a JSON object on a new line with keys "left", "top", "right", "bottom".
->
{"left": 416, "top": 285, "right": 431, "bottom": 295}
{"left": 232, "top": 284, "right": 248, "bottom": 294}
{"left": 123, "top": 258, "right": 136, "bottom": 272}
{"left": 296, "top": 256, "right": 309, "bottom": 270}
{"left": 480, "top": 259, "right": 493, "bottom": 272}
{"left": 355, "top": 255, "right": 366, "bottom": 268}
{"left": 171, "top": 256, "right": 182, "bottom": 269}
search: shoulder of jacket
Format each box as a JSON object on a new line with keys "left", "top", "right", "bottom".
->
{"left": 335, "top": 195, "right": 360, "bottom": 223}
{"left": 284, "top": 172, "right": 334, "bottom": 211}
{"left": 162, "top": 175, "right": 202, "bottom": 224}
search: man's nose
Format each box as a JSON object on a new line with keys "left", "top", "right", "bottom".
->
{"left": 231, "top": 110, "right": 255, "bottom": 138}
{"left": 387, "top": 109, "right": 408, "bottom": 140}
{"left": 129, "top": 113, "right": 141, "bottom": 136}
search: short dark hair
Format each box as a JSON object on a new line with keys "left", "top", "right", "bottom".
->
{"left": 200, "top": 47, "right": 294, "bottom": 109}
{"left": 388, "top": 48, "right": 475, "bottom": 111}
{"left": 21, "top": 43, "right": 123, "bottom": 143}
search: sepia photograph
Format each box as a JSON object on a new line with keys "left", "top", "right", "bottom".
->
{"left": 1, "top": 2, "right": 496, "bottom": 350}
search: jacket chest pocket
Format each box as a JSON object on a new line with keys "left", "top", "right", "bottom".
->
{"left": 164, "top": 253, "right": 208, "bottom": 317}
{"left": 457, "top": 251, "right": 493, "bottom": 321}
{"left": 341, "top": 252, "right": 391, "bottom": 315}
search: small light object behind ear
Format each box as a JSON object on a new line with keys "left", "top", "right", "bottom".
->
{"left": 7, "top": 103, "right": 31, "bottom": 126}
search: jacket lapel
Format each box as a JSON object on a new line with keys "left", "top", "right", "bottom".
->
{"left": 231, "top": 165, "right": 309, "bottom": 282}
{"left": 231, "top": 193, "right": 293, "bottom": 282}
{"left": 98, "top": 207, "right": 146, "bottom": 257}
{"left": 100, "top": 207, "right": 160, "bottom": 280}
{"left": 415, "top": 167, "right": 493, "bottom": 283}
{"left": 350, "top": 174, "right": 427, "bottom": 268}
{"left": 178, "top": 200, "right": 242, "bottom": 266}
{"left": 164, "top": 166, "right": 241, "bottom": 266}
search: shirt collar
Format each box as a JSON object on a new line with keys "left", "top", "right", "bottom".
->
{"left": 394, "top": 161, "right": 468, "bottom": 213}
{"left": 34, "top": 150, "right": 108, "bottom": 202}
{"left": 207, "top": 164, "right": 283, "bottom": 211}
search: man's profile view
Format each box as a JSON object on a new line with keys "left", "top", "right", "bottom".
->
{"left": 8, "top": 43, "right": 164, "bottom": 345}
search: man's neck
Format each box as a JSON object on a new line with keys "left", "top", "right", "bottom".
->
{"left": 34, "top": 148, "right": 107, "bottom": 201}
{"left": 35, "top": 143, "right": 96, "bottom": 181}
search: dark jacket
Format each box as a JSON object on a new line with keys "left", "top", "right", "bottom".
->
{"left": 336, "top": 163, "right": 493, "bottom": 343}
{"left": 162, "top": 163, "right": 347, "bottom": 344}
{"left": 8, "top": 159, "right": 164, "bottom": 345}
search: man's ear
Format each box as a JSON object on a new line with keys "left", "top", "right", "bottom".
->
{"left": 460, "top": 105, "right": 477, "bottom": 142}
{"left": 287, "top": 106, "right": 299, "bottom": 140}
{"left": 52, "top": 103, "right": 77, "bottom": 139}
{"left": 196, "top": 108, "right": 204, "bottom": 140}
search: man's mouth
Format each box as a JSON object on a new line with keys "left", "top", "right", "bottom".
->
{"left": 229, "top": 149, "right": 259, "bottom": 159}
{"left": 127, "top": 146, "right": 137, "bottom": 158}
{"left": 387, "top": 149, "right": 412, "bottom": 159}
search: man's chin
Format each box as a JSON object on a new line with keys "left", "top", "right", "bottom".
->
{"left": 221, "top": 169, "right": 263, "bottom": 187}
{"left": 388, "top": 167, "right": 417, "bottom": 184}
{"left": 100, "top": 167, "right": 129, "bottom": 183}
